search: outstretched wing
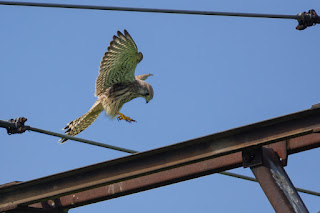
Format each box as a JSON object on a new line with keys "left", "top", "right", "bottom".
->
{"left": 95, "top": 30, "right": 143, "bottom": 96}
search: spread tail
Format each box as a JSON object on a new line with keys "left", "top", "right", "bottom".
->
{"left": 59, "top": 101, "right": 103, "bottom": 143}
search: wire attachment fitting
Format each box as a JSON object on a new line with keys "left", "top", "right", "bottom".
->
{"left": 296, "top": 9, "right": 319, "bottom": 30}
{"left": 6, "top": 117, "right": 28, "bottom": 135}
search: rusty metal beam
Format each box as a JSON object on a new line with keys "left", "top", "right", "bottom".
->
{"left": 1, "top": 107, "right": 320, "bottom": 212}
{"left": 4, "top": 207, "right": 66, "bottom": 213}
{"left": 28, "top": 140, "right": 295, "bottom": 210}
{"left": 42, "top": 133, "right": 320, "bottom": 211}
{"left": 288, "top": 133, "right": 320, "bottom": 154}
{"left": 249, "top": 148, "right": 309, "bottom": 213}
{"left": 30, "top": 152, "right": 243, "bottom": 210}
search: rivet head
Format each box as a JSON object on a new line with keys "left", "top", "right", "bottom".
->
{"left": 48, "top": 200, "right": 55, "bottom": 207}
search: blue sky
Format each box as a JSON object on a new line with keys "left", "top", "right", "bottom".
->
{"left": 1, "top": 0, "right": 319, "bottom": 212}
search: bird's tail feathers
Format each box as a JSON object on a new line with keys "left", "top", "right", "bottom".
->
{"left": 59, "top": 101, "right": 103, "bottom": 143}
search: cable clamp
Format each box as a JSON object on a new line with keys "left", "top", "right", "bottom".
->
{"left": 296, "top": 9, "right": 319, "bottom": 30}
{"left": 6, "top": 117, "right": 28, "bottom": 135}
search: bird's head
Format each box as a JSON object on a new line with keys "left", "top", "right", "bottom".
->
{"left": 138, "top": 80, "right": 154, "bottom": 103}
{"left": 144, "top": 85, "right": 154, "bottom": 104}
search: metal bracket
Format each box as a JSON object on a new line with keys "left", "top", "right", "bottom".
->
{"left": 265, "top": 140, "right": 288, "bottom": 166}
{"left": 296, "top": 9, "right": 319, "bottom": 30}
{"left": 242, "top": 147, "right": 263, "bottom": 168}
{"left": 6, "top": 117, "right": 28, "bottom": 135}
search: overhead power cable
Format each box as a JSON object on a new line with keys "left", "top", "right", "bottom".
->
{"left": 1, "top": 118, "right": 136, "bottom": 153}
{"left": 0, "top": 1, "right": 319, "bottom": 30}
{"left": 1, "top": 117, "right": 319, "bottom": 197}
{"left": 221, "top": 171, "right": 320, "bottom": 197}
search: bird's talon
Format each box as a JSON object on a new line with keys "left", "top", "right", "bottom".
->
{"left": 117, "top": 112, "right": 136, "bottom": 123}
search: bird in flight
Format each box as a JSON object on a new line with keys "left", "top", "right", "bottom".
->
{"left": 60, "top": 30, "right": 153, "bottom": 143}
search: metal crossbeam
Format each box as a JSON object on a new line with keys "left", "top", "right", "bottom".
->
{"left": 1, "top": 107, "right": 320, "bottom": 212}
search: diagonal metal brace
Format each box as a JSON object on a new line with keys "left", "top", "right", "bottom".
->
{"left": 244, "top": 147, "right": 309, "bottom": 213}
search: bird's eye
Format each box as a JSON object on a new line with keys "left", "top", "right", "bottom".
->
{"left": 145, "top": 93, "right": 150, "bottom": 96}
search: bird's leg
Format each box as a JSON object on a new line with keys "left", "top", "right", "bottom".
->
{"left": 117, "top": 111, "right": 136, "bottom": 123}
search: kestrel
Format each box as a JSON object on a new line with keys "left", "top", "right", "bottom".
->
{"left": 60, "top": 30, "right": 153, "bottom": 143}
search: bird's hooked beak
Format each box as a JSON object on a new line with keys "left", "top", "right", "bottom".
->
{"left": 146, "top": 100, "right": 149, "bottom": 104}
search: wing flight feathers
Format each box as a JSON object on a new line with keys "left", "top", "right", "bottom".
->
{"left": 95, "top": 30, "right": 142, "bottom": 96}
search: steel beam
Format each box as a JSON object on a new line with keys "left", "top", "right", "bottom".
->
{"left": 29, "top": 152, "right": 243, "bottom": 210}
{"left": 249, "top": 148, "right": 309, "bottom": 213}
{"left": 29, "top": 132, "right": 319, "bottom": 210}
{"left": 1, "top": 107, "right": 320, "bottom": 211}
{"left": 3, "top": 207, "right": 66, "bottom": 213}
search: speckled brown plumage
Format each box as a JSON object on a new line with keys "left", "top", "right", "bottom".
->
{"left": 60, "top": 30, "right": 153, "bottom": 143}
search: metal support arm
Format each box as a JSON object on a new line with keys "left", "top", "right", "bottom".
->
{"left": 244, "top": 148, "right": 309, "bottom": 213}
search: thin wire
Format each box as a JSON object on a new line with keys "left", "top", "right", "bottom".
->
{"left": 1, "top": 119, "right": 319, "bottom": 197}
{"left": 0, "top": 1, "right": 300, "bottom": 20}
{"left": 27, "top": 126, "right": 138, "bottom": 153}
{"left": 220, "top": 171, "right": 320, "bottom": 197}
{"left": 0, "top": 119, "right": 136, "bottom": 153}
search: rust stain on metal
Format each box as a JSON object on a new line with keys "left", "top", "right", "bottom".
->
{"left": 288, "top": 133, "right": 320, "bottom": 153}
{"left": 45, "top": 153, "right": 243, "bottom": 209}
